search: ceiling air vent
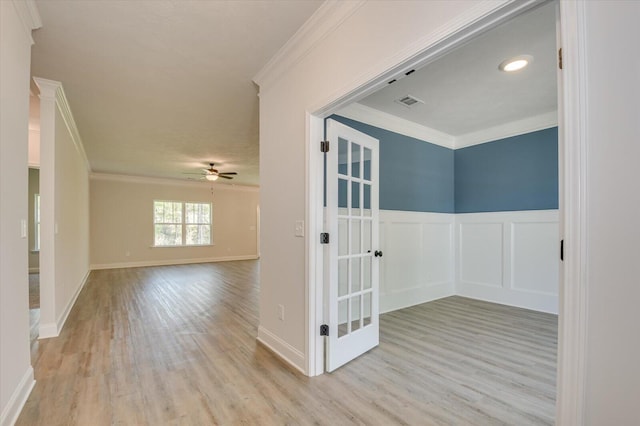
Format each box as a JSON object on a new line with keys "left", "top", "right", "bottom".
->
{"left": 395, "top": 94, "right": 424, "bottom": 108}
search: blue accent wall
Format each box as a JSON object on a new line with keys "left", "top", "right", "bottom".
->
{"left": 330, "top": 115, "right": 455, "bottom": 213}
{"left": 454, "top": 127, "right": 559, "bottom": 213}
{"left": 329, "top": 116, "right": 558, "bottom": 213}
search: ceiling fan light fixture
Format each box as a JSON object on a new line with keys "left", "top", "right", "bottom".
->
{"left": 205, "top": 173, "right": 218, "bottom": 181}
{"left": 499, "top": 55, "right": 533, "bottom": 72}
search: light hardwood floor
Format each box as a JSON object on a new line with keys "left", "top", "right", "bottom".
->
{"left": 18, "top": 260, "right": 557, "bottom": 425}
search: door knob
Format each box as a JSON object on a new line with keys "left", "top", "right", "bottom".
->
{"left": 374, "top": 250, "right": 383, "bottom": 257}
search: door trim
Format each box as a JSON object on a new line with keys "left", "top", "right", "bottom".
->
{"left": 305, "top": 2, "right": 588, "bottom": 422}
{"left": 556, "top": 1, "right": 588, "bottom": 423}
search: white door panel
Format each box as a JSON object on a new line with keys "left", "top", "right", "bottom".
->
{"left": 325, "top": 119, "right": 380, "bottom": 372}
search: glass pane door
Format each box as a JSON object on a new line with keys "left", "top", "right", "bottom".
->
{"left": 326, "top": 119, "right": 379, "bottom": 372}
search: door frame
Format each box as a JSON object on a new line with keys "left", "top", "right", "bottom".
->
{"left": 305, "top": 0, "right": 587, "bottom": 422}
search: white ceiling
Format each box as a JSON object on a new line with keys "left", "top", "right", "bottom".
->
{"left": 31, "top": 1, "right": 556, "bottom": 186}
{"left": 358, "top": 2, "right": 557, "bottom": 138}
{"left": 31, "top": 0, "right": 323, "bottom": 186}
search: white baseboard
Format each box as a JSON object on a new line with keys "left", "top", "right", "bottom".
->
{"left": 90, "top": 254, "right": 259, "bottom": 270}
{"left": 38, "top": 322, "right": 58, "bottom": 339}
{"left": 257, "top": 326, "right": 306, "bottom": 375}
{"left": 456, "top": 283, "right": 558, "bottom": 314}
{"left": 381, "top": 281, "right": 455, "bottom": 314}
{"left": 39, "top": 270, "right": 90, "bottom": 339}
{"left": 0, "top": 367, "right": 35, "bottom": 426}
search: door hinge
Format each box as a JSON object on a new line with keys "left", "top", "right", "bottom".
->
{"left": 558, "top": 48, "right": 563, "bottom": 70}
{"left": 320, "top": 324, "right": 329, "bottom": 336}
{"left": 560, "top": 239, "right": 564, "bottom": 261}
{"left": 320, "top": 140, "right": 330, "bottom": 152}
{"left": 320, "top": 232, "right": 329, "bottom": 244}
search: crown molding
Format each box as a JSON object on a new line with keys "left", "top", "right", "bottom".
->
{"left": 90, "top": 172, "right": 259, "bottom": 192}
{"left": 54, "top": 83, "right": 91, "bottom": 172}
{"left": 337, "top": 104, "right": 557, "bottom": 150}
{"left": 33, "top": 77, "right": 91, "bottom": 172}
{"left": 335, "top": 103, "right": 455, "bottom": 149}
{"left": 11, "top": 0, "right": 42, "bottom": 45}
{"left": 253, "top": 0, "right": 366, "bottom": 91}
{"left": 454, "top": 110, "right": 558, "bottom": 149}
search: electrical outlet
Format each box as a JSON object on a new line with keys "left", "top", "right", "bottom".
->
{"left": 278, "top": 304, "right": 285, "bottom": 321}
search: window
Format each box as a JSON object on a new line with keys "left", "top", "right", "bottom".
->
{"left": 153, "top": 200, "right": 211, "bottom": 246}
{"left": 34, "top": 194, "right": 41, "bottom": 251}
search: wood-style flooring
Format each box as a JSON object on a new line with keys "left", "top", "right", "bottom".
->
{"left": 18, "top": 260, "right": 557, "bottom": 425}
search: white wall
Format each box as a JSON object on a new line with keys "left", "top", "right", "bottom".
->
{"left": 255, "top": 0, "right": 520, "bottom": 374}
{"left": 0, "top": 1, "right": 40, "bottom": 424}
{"left": 35, "top": 78, "right": 91, "bottom": 339}
{"left": 379, "top": 210, "right": 455, "bottom": 313}
{"left": 456, "top": 210, "right": 559, "bottom": 314}
{"left": 257, "top": 0, "right": 638, "bottom": 420}
{"left": 90, "top": 175, "right": 259, "bottom": 269}
{"left": 581, "top": 2, "right": 640, "bottom": 423}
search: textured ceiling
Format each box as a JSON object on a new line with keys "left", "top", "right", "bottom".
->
{"left": 31, "top": 0, "right": 323, "bottom": 186}
{"left": 31, "top": 1, "right": 556, "bottom": 186}
{"left": 359, "top": 2, "right": 557, "bottom": 137}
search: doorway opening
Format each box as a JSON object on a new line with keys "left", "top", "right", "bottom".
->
{"left": 311, "top": 0, "right": 563, "bottom": 421}
{"left": 28, "top": 91, "right": 42, "bottom": 356}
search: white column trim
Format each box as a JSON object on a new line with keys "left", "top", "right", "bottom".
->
{"left": 34, "top": 78, "right": 57, "bottom": 339}
{"left": 33, "top": 78, "right": 91, "bottom": 172}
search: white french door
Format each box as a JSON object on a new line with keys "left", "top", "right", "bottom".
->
{"left": 325, "top": 119, "right": 380, "bottom": 372}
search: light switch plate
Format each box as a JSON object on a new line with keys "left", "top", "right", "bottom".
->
{"left": 295, "top": 220, "right": 304, "bottom": 237}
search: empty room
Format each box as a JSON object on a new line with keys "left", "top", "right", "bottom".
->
{"left": 2, "top": 1, "right": 639, "bottom": 425}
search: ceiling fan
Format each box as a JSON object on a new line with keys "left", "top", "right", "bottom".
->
{"left": 185, "top": 163, "right": 237, "bottom": 181}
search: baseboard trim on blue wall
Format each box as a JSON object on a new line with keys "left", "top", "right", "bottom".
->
{"left": 381, "top": 282, "right": 455, "bottom": 314}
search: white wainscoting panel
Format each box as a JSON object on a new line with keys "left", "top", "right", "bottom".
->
{"left": 455, "top": 210, "right": 559, "bottom": 314}
{"left": 459, "top": 222, "right": 504, "bottom": 288}
{"left": 511, "top": 222, "right": 559, "bottom": 295}
{"left": 379, "top": 210, "right": 455, "bottom": 313}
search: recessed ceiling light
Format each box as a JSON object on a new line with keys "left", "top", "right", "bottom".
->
{"left": 499, "top": 55, "right": 533, "bottom": 72}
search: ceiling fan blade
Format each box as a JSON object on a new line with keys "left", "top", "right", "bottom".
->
{"left": 218, "top": 172, "right": 237, "bottom": 175}
{"left": 218, "top": 175, "right": 233, "bottom": 179}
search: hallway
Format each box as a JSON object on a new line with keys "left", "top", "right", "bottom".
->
{"left": 18, "top": 260, "right": 556, "bottom": 425}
